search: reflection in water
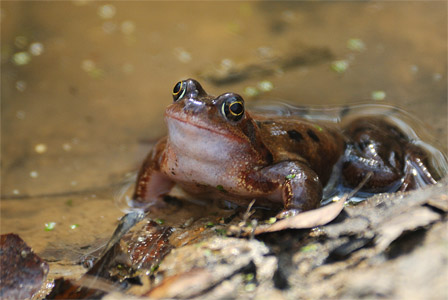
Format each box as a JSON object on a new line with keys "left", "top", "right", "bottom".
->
{"left": 114, "top": 174, "right": 137, "bottom": 213}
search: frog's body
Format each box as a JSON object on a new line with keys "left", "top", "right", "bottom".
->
{"left": 132, "top": 79, "right": 443, "bottom": 216}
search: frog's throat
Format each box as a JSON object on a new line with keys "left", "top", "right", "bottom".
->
{"left": 165, "top": 114, "right": 246, "bottom": 143}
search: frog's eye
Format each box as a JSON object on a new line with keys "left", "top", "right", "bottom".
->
{"left": 221, "top": 96, "right": 244, "bottom": 122}
{"left": 172, "top": 81, "right": 186, "bottom": 102}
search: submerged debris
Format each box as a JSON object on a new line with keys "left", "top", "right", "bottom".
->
{"left": 371, "top": 90, "right": 386, "bottom": 101}
{"left": 200, "top": 44, "right": 333, "bottom": 85}
{"left": 173, "top": 47, "right": 192, "bottom": 63}
{"left": 29, "top": 42, "right": 44, "bottom": 56}
{"left": 331, "top": 59, "right": 349, "bottom": 73}
{"left": 15, "top": 80, "right": 26, "bottom": 92}
{"left": 34, "top": 143, "right": 47, "bottom": 154}
{"left": 347, "top": 38, "right": 366, "bottom": 52}
{"left": 12, "top": 51, "right": 31, "bottom": 66}
{"left": 44, "top": 222, "right": 56, "bottom": 231}
{"left": 98, "top": 4, "right": 116, "bottom": 19}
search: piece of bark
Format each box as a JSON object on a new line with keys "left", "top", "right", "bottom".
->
{"left": 146, "top": 237, "right": 276, "bottom": 298}
{"left": 375, "top": 206, "right": 441, "bottom": 251}
{"left": 85, "top": 220, "right": 172, "bottom": 280}
{"left": 47, "top": 220, "right": 173, "bottom": 298}
{"left": 426, "top": 194, "right": 448, "bottom": 212}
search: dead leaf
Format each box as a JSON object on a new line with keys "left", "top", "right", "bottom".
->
{"left": 46, "top": 277, "right": 106, "bottom": 299}
{"left": 145, "top": 268, "right": 213, "bottom": 299}
{"left": 252, "top": 197, "right": 345, "bottom": 235}
{"left": 0, "top": 233, "right": 49, "bottom": 300}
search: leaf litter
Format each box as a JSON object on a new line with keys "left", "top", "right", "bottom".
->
{"left": 14, "top": 176, "right": 448, "bottom": 298}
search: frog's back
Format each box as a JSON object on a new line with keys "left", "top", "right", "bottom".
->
{"left": 254, "top": 115, "right": 345, "bottom": 185}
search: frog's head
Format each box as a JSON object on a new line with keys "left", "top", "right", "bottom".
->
{"left": 164, "top": 79, "right": 272, "bottom": 164}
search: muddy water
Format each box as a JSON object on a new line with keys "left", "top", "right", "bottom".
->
{"left": 1, "top": 1, "right": 447, "bottom": 281}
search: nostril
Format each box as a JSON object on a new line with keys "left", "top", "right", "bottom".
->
{"left": 184, "top": 97, "right": 205, "bottom": 112}
{"left": 185, "top": 78, "right": 207, "bottom": 97}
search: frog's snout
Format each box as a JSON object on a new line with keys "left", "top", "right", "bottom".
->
{"left": 183, "top": 97, "right": 206, "bottom": 113}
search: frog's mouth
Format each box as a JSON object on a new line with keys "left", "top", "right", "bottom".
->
{"left": 165, "top": 113, "right": 245, "bottom": 142}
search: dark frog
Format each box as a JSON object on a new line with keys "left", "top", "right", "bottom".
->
{"left": 132, "top": 79, "right": 446, "bottom": 216}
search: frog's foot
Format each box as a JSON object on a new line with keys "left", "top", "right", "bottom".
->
{"left": 399, "top": 143, "right": 440, "bottom": 191}
{"left": 342, "top": 117, "right": 443, "bottom": 193}
{"left": 131, "top": 169, "right": 174, "bottom": 211}
{"left": 259, "top": 160, "right": 322, "bottom": 215}
{"left": 341, "top": 117, "right": 406, "bottom": 192}
{"left": 342, "top": 146, "right": 402, "bottom": 193}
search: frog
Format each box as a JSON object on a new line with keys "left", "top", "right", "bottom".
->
{"left": 131, "top": 79, "right": 443, "bottom": 217}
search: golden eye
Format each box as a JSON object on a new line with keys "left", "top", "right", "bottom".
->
{"left": 172, "top": 81, "right": 186, "bottom": 102}
{"left": 221, "top": 95, "right": 244, "bottom": 122}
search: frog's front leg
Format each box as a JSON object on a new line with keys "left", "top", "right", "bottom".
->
{"left": 256, "top": 161, "right": 323, "bottom": 217}
{"left": 131, "top": 137, "right": 174, "bottom": 210}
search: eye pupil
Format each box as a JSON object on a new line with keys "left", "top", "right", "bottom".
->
{"left": 229, "top": 102, "right": 243, "bottom": 116}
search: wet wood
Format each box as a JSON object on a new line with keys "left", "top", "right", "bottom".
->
{"left": 47, "top": 220, "right": 173, "bottom": 298}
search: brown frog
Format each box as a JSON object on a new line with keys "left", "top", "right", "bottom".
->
{"left": 132, "top": 79, "right": 444, "bottom": 216}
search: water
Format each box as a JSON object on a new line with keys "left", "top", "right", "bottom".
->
{"left": 1, "top": 0, "right": 446, "bottom": 284}
{"left": 252, "top": 101, "right": 448, "bottom": 204}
